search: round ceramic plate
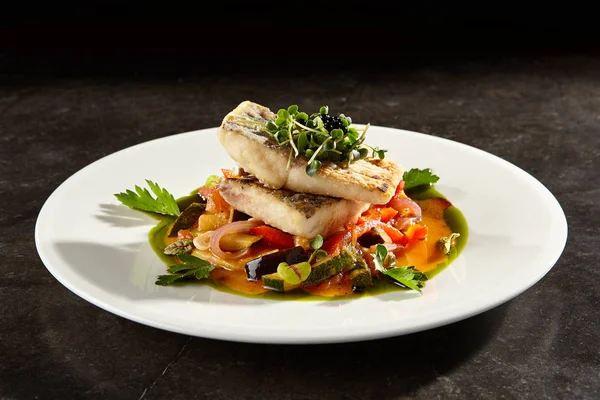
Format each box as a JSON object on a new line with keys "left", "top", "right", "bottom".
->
{"left": 35, "top": 125, "right": 568, "bottom": 344}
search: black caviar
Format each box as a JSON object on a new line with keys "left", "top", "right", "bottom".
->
{"left": 321, "top": 114, "right": 348, "bottom": 134}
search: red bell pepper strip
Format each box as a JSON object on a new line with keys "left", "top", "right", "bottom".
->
{"left": 221, "top": 168, "right": 238, "bottom": 179}
{"left": 379, "top": 224, "right": 407, "bottom": 245}
{"left": 379, "top": 207, "right": 398, "bottom": 223}
{"left": 198, "top": 187, "right": 230, "bottom": 213}
{"left": 404, "top": 224, "right": 428, "bottom": 241}
{"left": 321, "top": 229, "right": 352, "bottom": 255}
{"left": 177, "top": 229, "right": 193, "bottom": 241}
{"left": 249, "top": 225, "right": 295, "bottom": 249}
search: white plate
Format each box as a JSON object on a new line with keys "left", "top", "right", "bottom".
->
{"left": 35, "top": 125, "right": 567, "bottom": 344}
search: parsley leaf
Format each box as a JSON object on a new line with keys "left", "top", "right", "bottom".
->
{"left": 114, "top": 179, "right": 180, "bottom": 217}
{"left": 402, "top": 168, "right": 440, "bottom": 190}
{"left": 373, "top": 244, "right": 428, "bottom": 293}
{"left": 155, "top": 254, "right": 215, "bottom": 286}
{"left": 382, "top": 266, "right": 428, "bottom": 292}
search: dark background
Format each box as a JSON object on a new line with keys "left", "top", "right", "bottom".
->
{"left": 2, "top": 2, "right": 600, "bottom": 77}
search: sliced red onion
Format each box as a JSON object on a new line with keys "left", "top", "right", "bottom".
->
{"left": 193, "top": 231, "right": 213, "bottom": 251}
{"left": 388, "top": 196, "right": 422, "bottom": 220}
{"left": 209, "top": 219, "right": 264, "bottom": 259}
{"left": 369, "top": 243, "right": 401, "bottom": 253}
{"left": 382, "top": 243, "right": 401, "bottom": 252}
{"left": 394, "top": 217, "right": 417, "bottom": 231}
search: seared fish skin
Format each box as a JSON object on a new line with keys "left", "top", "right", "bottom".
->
{"left": 218, "top": 178, "right": 370, "bottom": 239}
{"left": 217, "top": 100, "right": 403, "bottom": 204}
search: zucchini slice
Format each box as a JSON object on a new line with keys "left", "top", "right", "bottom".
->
{"left": 262, "top": 272, "right": 301, "bottom": 292}
{"left": 303, "top": 249, "right": 354, "bottom": 287}
{"left": 347, "top": 253, "right": 373, "bottom": 289}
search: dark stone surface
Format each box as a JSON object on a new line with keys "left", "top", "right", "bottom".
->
{"left": 1, "top": 50, "right": 599, "bottom": 399}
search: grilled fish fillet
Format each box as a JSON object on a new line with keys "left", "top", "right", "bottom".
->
{"left": 218, "top": 178, "right": 370, "bottom": 239}
{"left": 217, "top": 100, "right": 403, "bottom": 204}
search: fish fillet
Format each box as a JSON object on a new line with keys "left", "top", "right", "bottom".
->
{"left": 218, "top": 178, "right": 370, "bottom": 239}
{"left": 217, "top": 100, "right": 403, "bottom": 204}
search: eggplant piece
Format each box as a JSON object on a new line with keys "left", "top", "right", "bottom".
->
{"left": 358, "top": 231, "right": 384, "bottom": 248}
{"left": 168, "top": 202, "right": 206, "bottom": 237}
{"left": 357, "top": 226, "right": 391, "bottom": 248}
{"left": 245, "top": 246, "right": 308, "bottom": 281}
{"left": 231, "top": 209, "right": 251, "bottom": 221}
{"left": 177, "top": 192, "right": 206, "bottom": 211}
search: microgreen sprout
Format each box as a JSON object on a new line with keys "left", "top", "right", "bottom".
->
{"left": 308, "top": 234, "right": 327, "bottom": 264}
{"left": 259, "top": 105, "right": 387, "bottom": 176}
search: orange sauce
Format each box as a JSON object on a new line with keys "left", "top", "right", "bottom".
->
{"left": 210, "top": 268, "right": 269, "bottom": 295}
{"left": 392, "top": 197, "right": 453, "bottom": 273}
{"left": 302, "top": 273, "right": 355, "bottom": 297}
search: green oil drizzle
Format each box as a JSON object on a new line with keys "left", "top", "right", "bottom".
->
{"left": 148, "top": 185, "right": 468, "bottom": 301}
{"left": 149, "top": 218, "right": 176, "bottom": 266}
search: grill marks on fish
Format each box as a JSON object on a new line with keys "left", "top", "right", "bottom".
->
{"left": 269, "top": 189, "right": 338, "bottom": 219}
{"left": 223, "top": 178, "right": 338, "bottom": 219}
{"left": 217, "top": 101, "right": 404, "bottom": 204}
{"left": 218, "top": 178, "right": 369, "bottom": 238}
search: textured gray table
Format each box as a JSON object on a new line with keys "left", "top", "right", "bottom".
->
{"left": 1, "top": 53, "right": 598, "bottom": 399}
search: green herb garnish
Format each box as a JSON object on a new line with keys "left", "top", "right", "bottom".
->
{"left": 308, "top": 234, "right": 328, "bottom": 263}
{"left": 373, "top": 244, "right": 428, "bottom": 293}
{"left": 277, "top": 261, "right": 311, "bottom": 285}
{"left": 163, "top": 239, "right": 194, "bottom": 255}
{"left": 438, "top": 233, "right": 460, "bottom": 255}
{"left": 155, "top": 254, "right": 215, "bottom": 286}
{"left": 256, "top": 105, "right": 387, "bottom": 176}
{"left": 204, "top": 174, "right": 220, "bottom": 188}
{"left": 402, "top": 168, "right": 440, "bottom": 190}
{"left": 114, "top": 179, "right": 180, "bottom": 217}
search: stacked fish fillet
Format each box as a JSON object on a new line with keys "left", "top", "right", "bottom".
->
{"left": 216, "top": 101, "right": 403, "bottom": 239}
